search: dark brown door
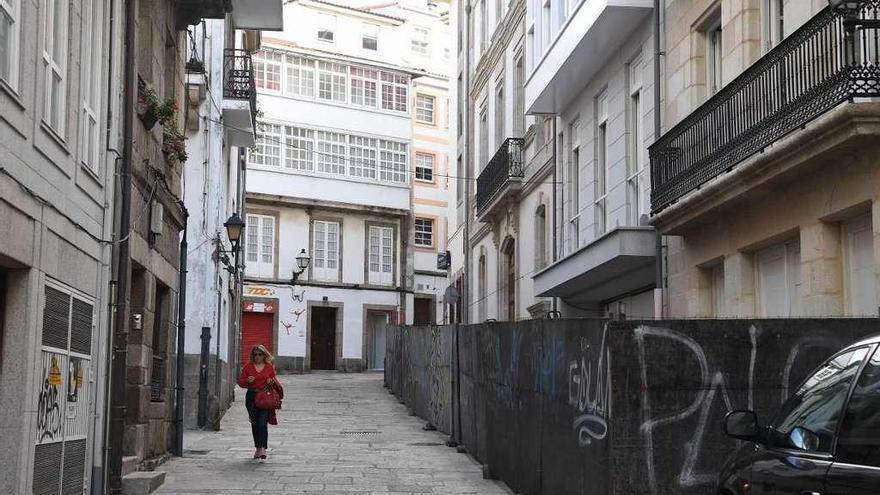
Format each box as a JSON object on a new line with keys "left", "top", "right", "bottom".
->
{"left": 505, "top": 244, "right": 516, "bottom": 320}
{"left": 414, "top": 298, "right": 432, "bottom": 325}
{"left": 310, "top": 307, "right": 337, "bottom": 370}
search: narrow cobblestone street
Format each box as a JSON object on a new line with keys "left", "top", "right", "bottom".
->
{"left": 155, "top": 373, "right": 510, "bottom": 494}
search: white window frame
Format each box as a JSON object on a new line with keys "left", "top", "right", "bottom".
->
{"left": 379, "top": 139, "right": 408, "bottom": 183}
{"left": 380, "top": 71, "right": 408, "bottom": 112}
{"left": 284, "top": 126, "right": 314, "bottom": 171}
{"left": 250, "top": 123, "right": 283, "bottom": 167}
{"left": 415, "top": 217, "right": 434, "bottom": 248}
{"left": 249, "top": 120, "right": 409, "bottom": 185}
{"left": 43, "top": 0, "right": 68, "bottom": 134}
{"left": 316, "top": 130, "right": 346, "bottom": 175}
{"left": 0, "top": 0, "right": 21, "bottom": 89}
{"left": 368, "top": 225, "right": 394, "bottom": 286}
{"left": 495, "top": 77, "right": 505, "bottom": 148}
{"left": 254, "top": 50, "right": 282, "bottom": 92}
{"left": 317, "top": 13, "right": 336, "bottom": 43}
{"left": 843, "top": 214, "right": 877, "bottom": 316}
{"left": 284, "top": 54, "right": 315, "bottom": 98}
{"left": 415, "top": 152, "right": 435, "bottom": 182}
{"left": 79, "top": 0, "right": 103, "bottom": 172}
{"left": 763, "top": 0, "right": 784, "bottom": 52}
{"left": 312, "top": 220, "right": 340, "bottom": 282}
{"left": 348, "top": 135, "right": 378, "bottom": 179}
{"left": 350, "top": 67, "right": 378, "bottom": 108}
{"left": 594, "top": 91, "right": 608, "bottom": 237}
{"left": 318, "top": 61, "right": 346, "bottom": 103}
{"left": 362, "top": 23, "right": 379, "bottom": 52}
{"left": 245, "top": 214, "right": 276, "bottom": 278}
{"left": 706, "top": 18, "right": 722, "bottom": 96}
{"left": 756, "top": 239, "right": 802, "bottom": 317}
{"left": 412, "top": 26, "right": 430, "bottom": 55}
{"left": 627, "top": 57, "right": 644, "bottom": 226}
{"left": 415, "top": 93, "right": 435, "bottom": 124}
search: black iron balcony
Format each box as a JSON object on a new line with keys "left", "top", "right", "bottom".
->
{"left": 223, "top": 49, "right": 256, "bottom": 116}
{"left": 476, "top": 138, "right": 525, "bottom": 214}
{"left": 222, "top": 49, "right": 257, "bottom": 146}
{"left": 649, "top": 2, "right": 880, "bottom": 214}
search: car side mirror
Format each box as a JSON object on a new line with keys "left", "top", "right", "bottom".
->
{"left": 723, "top": 410, "right": 760, "bottom": 441}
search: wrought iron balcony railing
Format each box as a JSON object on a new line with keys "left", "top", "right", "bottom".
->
{"left": 476, "top": 138, "right": 525, "bottom": 213}
{"left": 649, "top": 2, "right": 880, "bottom": 214}
{"left": 223, "top": 49, "right": 257, "bottom": 126}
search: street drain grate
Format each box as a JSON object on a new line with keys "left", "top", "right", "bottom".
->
{"left": 341, "top": 430, "right": 382, "bottom": 436}
{"left": 409, "top": 442, "right": 442, "bottom": 446}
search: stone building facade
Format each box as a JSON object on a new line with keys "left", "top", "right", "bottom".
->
{"left": 652, "top": 1, "right": 880, "bottom": 318}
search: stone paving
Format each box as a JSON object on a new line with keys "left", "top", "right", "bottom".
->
{"left": 155, "top": 372, "right": 511, "bottom": 495}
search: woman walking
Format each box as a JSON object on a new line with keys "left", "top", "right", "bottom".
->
{"left": 238, "top": 344, "right": 278, "bottom": 460}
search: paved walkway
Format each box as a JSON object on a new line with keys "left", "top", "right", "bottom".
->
{"left": 156, "top": 372, "right": 510, "bottom": 494}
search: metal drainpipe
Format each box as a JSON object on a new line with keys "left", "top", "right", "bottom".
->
{"left": 213, "top": 238, "right": 222, "bottom": 430}
{"left": 653, "top": 0, "right": 664, "bottom": 318}
{"left": 174, "top": 208, "right": 188, "bottom": 455}
{"left": 108, "top": 0, "right": 137, "bottom": 491}
{"left": 235, "top": 148, "right": 246, "bottom": 381}
{"left": 551, "top": 117, "right": 558, "bottom": 314}
{"left": 462, "top": 2, "right": 472, "bottom": 325}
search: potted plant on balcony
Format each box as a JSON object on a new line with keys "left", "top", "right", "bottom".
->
{"left": 157, "top": 98, "right": 188, "bottom": 165}
{"left": 138, "top": 84, "right": 161, "bottom": 131}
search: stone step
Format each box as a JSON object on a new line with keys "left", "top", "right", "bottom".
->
{"left": 121, "top": 456, "right": 139, "bottom": 477}
{"left": 121, "top": 471, "right": 165, "bottom": 495}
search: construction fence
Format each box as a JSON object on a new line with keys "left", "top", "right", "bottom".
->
{"left": 385, "top": 318, "right": 879, "bottom": 495}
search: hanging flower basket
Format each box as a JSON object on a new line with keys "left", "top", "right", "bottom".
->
{"left": 138, "top": 85, "right": 161, "bottom": 131}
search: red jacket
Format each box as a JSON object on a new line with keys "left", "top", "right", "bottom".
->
{"left": 238, "top": 362, "right": 277, "bottom": 390}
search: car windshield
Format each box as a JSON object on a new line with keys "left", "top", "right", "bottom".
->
{"left": 769, "top": 347, "right": 870, "bottom": 453}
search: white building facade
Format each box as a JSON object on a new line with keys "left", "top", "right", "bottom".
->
{"left": 243, "top": 0, "right": 452, "bottom": 372}
{"left": 0, "top": 0, "right": 121, "bottom": 491}
{"left": 526, "top": 0, "right": 660, "bottom": 318}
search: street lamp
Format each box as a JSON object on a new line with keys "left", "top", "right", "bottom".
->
{"left": 291, "top": 248, "right": 311, "bottom": 283}
{"left": 223, "top": 213, "right": 245, "bottom": 252}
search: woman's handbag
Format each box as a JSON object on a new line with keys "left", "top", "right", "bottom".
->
{"left": 254, "top": 383, "right": 282, "bottom": 411}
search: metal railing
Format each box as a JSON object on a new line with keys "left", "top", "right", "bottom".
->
{"left": 223, "top": 49, "right": 257, "bottom": 127}
{"left": 649, "top": 2, "right": 880, "bottom": 214}
{"left": 476, "top": 138, "right": 525, "bottom": 213}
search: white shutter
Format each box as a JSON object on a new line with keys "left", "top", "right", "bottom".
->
{"left": 757, "top": 240, "right": 801, "bottom": 317}
{"left": 313, "top": 221, "right": 340, "bottom": 281}
{"left": 245, "top": 214, "right": 275, "bottom": 278}
{"left": 758, "top": 244, "right": 787, "bottom": 317}
{"left": 846, "top": 214, "right": 876, "bottom": 315}
{"left": 368, "top": 226, "right": 393, "bottom": 286}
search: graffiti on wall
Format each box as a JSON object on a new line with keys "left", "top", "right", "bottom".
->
{"left": 568, "top": 325, "right": 612, "bottom": 447}
{"left": 37, "top": 352, "right": 65, "bottom": 443}
{"left": 634, "top": 325, "right": 840, "bottom": 493}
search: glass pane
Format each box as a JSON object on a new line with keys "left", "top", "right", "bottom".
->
{"left": 836, "top": 346, "right": 880, "bottom": 467}
{"left": 770, "top": 347, "right": 870, "bottom": 452}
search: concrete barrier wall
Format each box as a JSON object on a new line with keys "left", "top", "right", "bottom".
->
{"left": 385, "top": 319, "right": 879, "bottom": 495}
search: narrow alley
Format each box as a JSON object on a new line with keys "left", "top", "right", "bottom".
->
{"left": 154, "top": 373, "right": 510, "bottom": 495}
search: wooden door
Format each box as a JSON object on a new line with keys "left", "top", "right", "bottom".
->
{"left": 241, "top": 311, "right": 273, "bottom": 366}
{"left": 310, "top": 307, "right": 337, "bottom": 370}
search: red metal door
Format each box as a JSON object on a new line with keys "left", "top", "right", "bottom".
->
{"left": 241, "top": 311, "right": 273, "bottom": 365}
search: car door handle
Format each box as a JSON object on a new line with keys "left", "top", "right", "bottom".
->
{"left": 802, "top": 492, "right": 821, "bottom": 495}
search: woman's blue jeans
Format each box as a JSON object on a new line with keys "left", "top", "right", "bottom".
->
{"left": 245, "top": 389, "right": 269, "bottom": 449}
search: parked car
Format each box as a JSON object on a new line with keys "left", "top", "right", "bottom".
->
{"left": 718, "top": 334, "right": 880, "bottom": 494}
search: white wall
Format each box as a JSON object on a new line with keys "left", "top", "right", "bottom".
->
{"left": 559, "top": 17, "right": 655, "bottom": 255}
